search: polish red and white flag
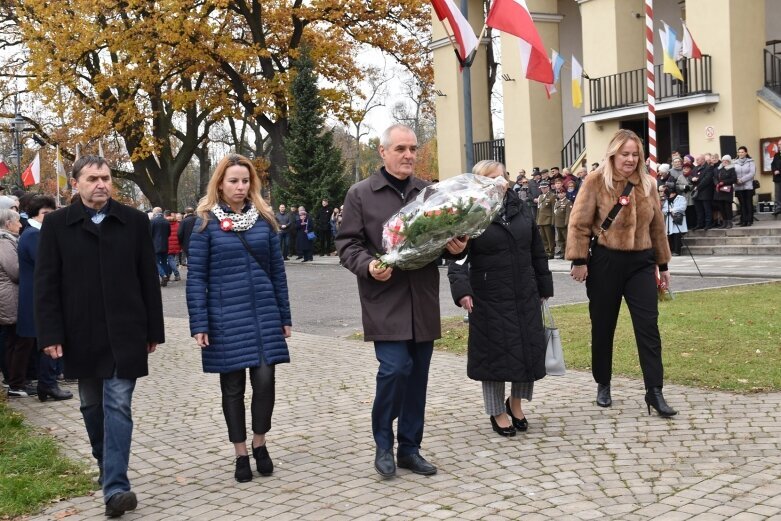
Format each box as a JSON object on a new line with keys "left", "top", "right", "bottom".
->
{"left": 681, "top": 21, "right": 702, "bottom": 59}
{"left": 431, "top": 0, "right": 479, "bottom": 62}
{"left": 486, "top": 0, "right": 553, "bottom": 84}
{"left": 21, "top": 152, "right": 40, "bottom": 187}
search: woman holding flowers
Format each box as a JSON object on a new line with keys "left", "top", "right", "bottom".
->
{"left": 186, "top": 154, "right": 292, "bottom": 483}
{"left": 448, "top": 160, "right": 553, "bottom": 437}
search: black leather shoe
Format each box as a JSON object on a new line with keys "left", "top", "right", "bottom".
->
{"left": 397, "top": 453, "right": 437, "bottom": 476}
{"left": 37, "top": 385, "right": 73, "bottom": 402}
{"left": 596, "top": 383, "right": 612, "bottom": 407}
{"left": 234, "top": 455, "right": 252, "bottom": 483}
{"left": 252, "top": 444, "right": 273, "bottom": 476}
{"left": 645, "top": 387, "right": 678, "bottom": 417}
{"left": 105, "top": 490, "right": 137, "bottom": 518}
{"left": 505, "top": 398, "right": 528, "bottom": 431}
{"left": 490, "top": 415, "right": 516, "bottom": 437}
{"left": 374, "top": 448, "right": 396, "bottom": 478}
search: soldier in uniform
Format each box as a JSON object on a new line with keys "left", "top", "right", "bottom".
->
{"left": 553, "top": 189, "right": 573, "bottom": 259}
{"left": 535, "top": 181, "right": 555, "bottom": 259}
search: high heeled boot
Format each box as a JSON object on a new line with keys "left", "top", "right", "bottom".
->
{"left": 645, "top": 387, "right": 678, "bottom": 417}
{"left": 252, "top": 444, "right": 274, "bottom": 476}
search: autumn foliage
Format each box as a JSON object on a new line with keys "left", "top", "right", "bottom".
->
{"left": 1, "top": 0, "right": 433, "bottom": 209}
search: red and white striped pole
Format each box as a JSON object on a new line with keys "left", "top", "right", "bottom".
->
{"left": 645, "top": 0, "right": 656, "bottom": 176}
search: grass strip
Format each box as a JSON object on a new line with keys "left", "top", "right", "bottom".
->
{"left": 0, "top": 400, "right": 94, "bottom": 518}
{"left": 436, "top": 281, "right": 781, "bottom": 393}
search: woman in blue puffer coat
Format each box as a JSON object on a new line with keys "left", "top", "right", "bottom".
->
{"left": 186, "top": 154, "right": 292, "bottom": 484}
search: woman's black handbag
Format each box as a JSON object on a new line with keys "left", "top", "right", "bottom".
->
{"left": 672, "top": 212, "right": 684, "bottom": 225}
{"left": 753, "top": 179, "right": 761, "bottom": 189}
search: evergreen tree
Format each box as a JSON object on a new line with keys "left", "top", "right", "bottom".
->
{"left": 277, "top": 48, "right": 347, "bottom": 214}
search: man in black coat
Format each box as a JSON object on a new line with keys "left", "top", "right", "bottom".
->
{"left": 275, "top": 203, "right": 291, "bottom": 260}
{"left": 176, "top": 206, "right": 197, "bottom": 264}
{"left": 149, "top": 207, "right": 171, "bottom": 286}
{"left": 36, "top": 156, "right": 165, "bottom": 518}
{"left": 315, "top": 197, "right": 333, "bottom": 255}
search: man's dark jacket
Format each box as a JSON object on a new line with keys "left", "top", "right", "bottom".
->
{"left": 336, "top": 169, "right": 462, "bottom": 342}
{"left": 34, "top": 198, "right": 165, "bottom": 379}
{"left": 315, "top": 205, "right": 333, "bottom": 232}
{"left": 150, "top": 214, "right": 170, "bottom": 254}
{"left": 177, "top": 213, "right": 197, "bottom": 255}
{"left": 772, "top": 152, "right": 781, "bottom": 183}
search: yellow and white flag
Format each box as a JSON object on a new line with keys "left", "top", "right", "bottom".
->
{"left": 571, "top": 56, "right": 583, "bottom": 108}
{"left": 56, "top": 145, "right": 68, "bottom": 190}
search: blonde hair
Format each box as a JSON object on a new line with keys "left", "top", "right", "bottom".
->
{"left": 472, "top": 160, "right": 508, "bottom": 180}
{"left": 196, "top": 154, "right": 278, "bottom": 232}
{"left": 598, "top": 129, "right": 654, "bottom": 197}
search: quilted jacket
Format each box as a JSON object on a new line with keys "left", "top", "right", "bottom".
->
{"left": 0, "top": 230, "right": 19, "bottom": 325}
{"left": 186, "top": 212, "right": 292, "bottom": 373}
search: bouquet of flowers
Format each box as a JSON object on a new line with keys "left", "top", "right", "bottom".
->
{"left": 379, "top": 173, "right": 506, "bottom": 270}
{"left": 656, "top": 273, "right": 674, "bottom": 302}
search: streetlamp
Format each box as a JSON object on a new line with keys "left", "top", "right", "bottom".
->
{"left": 10, "top": 95, "right": 25, "bottom": 173}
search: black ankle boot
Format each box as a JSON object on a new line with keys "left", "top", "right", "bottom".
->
{"left": 645, "top": 387, "right": 678, "bottom": 417}
{"left": 234, "top": 455, "right": 252, "bottom": 482}
{"left": 252, "top": 444, "right": 273, "bottom": 476}
{"left": 596, "top": 383, "right": 612, "bottom": 407}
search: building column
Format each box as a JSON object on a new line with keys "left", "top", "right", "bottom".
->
{"left": 579, "top": 0, "right": 645, "bottom": 163}
{"left": 685, "top": 0, "right": 765, "bottom": 158}
{"left": 432, "top": 0, "right": 492, "bottom": 179}
{"left": 500, "top": 0, "right": 563, "bottom": 174}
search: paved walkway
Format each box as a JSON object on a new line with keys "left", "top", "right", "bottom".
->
{"left": 10, "top": 317, "right": 781, "bottom": 520}
{"left": 307, "top": 254, "right": 781, "bottom": 279}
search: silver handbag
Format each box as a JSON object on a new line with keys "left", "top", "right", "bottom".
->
{"left": 542, "top": 301, "right": 566, "bottom": 376}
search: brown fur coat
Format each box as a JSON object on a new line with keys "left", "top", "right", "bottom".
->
{"left": 566, "top": 170, "right": 671, "bottom": 266}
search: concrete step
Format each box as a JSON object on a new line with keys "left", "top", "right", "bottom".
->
{"left": 684, "top": 235, "right": 781, "bottom": 246}
{"left": 687, "top": 227, "right": 781, "bottom": 237}
{"left": 684, "top": 244, "right": 781, "bottom": 256}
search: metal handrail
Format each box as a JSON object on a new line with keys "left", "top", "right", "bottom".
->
{"left": 473, "top": 138, "right": 505, "bottom": 166}
{"left": 561, "top": 123, "right": 585, "bottom": 170}
{"left": 588, "top": 55, "right": 712, "bottom": 113}
{"left": 765, "top": 49, "right": 781, "bottom": 96}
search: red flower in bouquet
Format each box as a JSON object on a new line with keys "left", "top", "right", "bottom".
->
{"left": 383, "top": 216, "right": 405, "bottom": 248}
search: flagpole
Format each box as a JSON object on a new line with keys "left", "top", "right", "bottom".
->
{"left": 461, "top": 0, "right": 474, "bottom": 170}
{"left": 436, "top": 18, "right": 461, "bottom": 61}
{"left": 56, "top": 145, "right": 60, "bottom": 204}
{"left": 645, "top": 0, "right": 657, "bottom": 176}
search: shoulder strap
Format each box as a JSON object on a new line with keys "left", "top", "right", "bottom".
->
{"left": 236, "top": 231, "right": 269, "bottom": 274}
{"left": 596, "top": 181, "right": 634, "bottom": 236}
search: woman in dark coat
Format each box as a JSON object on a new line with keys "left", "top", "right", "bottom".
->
{"left": 448, "top": 160, "right": 553, "bottom": 437}
{"left": 691, "top": 154, "right": 716, "bottom": 229}
{"left": 187, "top": 154, "right": 292, "bottom": 483}
{"left": 713, "top": 155, "right": 737, "bottom": 229}
{"left": 295, "top": 208, "right": 314, "bottom": 262}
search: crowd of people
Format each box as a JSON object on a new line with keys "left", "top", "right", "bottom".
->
{"left": 505, "top": 143, "right": 765, "bottom": 260}
{"left": 272, "top": 199, "right": 343, "bottom": 261}
{"left": 1, "top": 124, "right": 777, "bottom": 518}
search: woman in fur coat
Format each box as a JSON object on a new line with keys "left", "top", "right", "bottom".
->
{"left": 566, "top": 129, "right": 677, "bottom": 418}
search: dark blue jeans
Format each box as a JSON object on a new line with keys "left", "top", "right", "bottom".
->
{"left": 78, "top": 376, "right": 136, "bottom": 503}
{"left": 156, "top": 253, "right": 171, "bottom": 278}
{"left": 372, "top": 340, "right": 434, "bottom": 457}
{"left": 166, "top": 254, "right": 180, "bottom": 278}
{"left": 279, "top": 234, "right": 289, "bottom": 258}
{"left": 38, "top": 351, "right": 59, "bottom": 388}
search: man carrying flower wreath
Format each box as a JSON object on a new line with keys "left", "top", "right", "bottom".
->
{"left": 336, "top": 124, "right": 467, "bottom": 479}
